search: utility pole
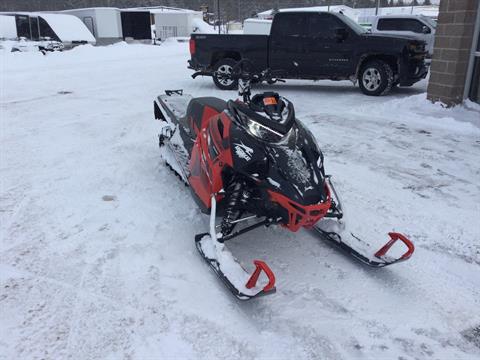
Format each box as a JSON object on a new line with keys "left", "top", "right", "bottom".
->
{"left": 217, "top": 0, "right": 221, "bottom": 34}
{"left": 375, "top": 0, "right": 380, "bottom": 15}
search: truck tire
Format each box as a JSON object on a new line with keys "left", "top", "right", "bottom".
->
{"left": 212, "top": 58, "right": 238, "bottom": 90}
{"left": 358, "top": 60, "right": 394, "bottom": 96}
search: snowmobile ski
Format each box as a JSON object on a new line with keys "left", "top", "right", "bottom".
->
{"left": 314, "top": 177, "right": 414, "bottom": 268}
{"left": 313, "top": 226, "right": 415, "bottom": 268}
{"left": 195, "top": 196, "right": 276, "bottom": 300}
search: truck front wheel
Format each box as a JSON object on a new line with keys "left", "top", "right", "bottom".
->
{"left": 358, "top": 60, "right": 394, "bottom": 96}
{"left": 212, "top": 58, "right": 238, "bottom": 90}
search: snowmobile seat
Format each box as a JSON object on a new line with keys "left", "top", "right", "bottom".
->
{"left": 186, "top": 97, "right": 227, "bottom": 134}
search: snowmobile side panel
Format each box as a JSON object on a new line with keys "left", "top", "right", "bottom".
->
{"left": 188, "top": 112, "right": 233, "bottom": 211}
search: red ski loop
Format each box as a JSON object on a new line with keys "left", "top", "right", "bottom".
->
{"left": 374, "top": 232, "right": 415, "bottom": 261}
{"left": 245, "top": 260, "right": 276, "bottom": 292}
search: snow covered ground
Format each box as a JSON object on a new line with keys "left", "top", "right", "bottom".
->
{"left": 1, "top": 42, "right": 479, "bottom": 359}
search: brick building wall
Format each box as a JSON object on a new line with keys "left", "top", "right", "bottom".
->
{"left": 427, "top": 0, "right": 479, "bottom": 106}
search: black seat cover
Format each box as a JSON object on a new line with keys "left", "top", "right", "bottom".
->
{"left": 186, "top": 97, "right": 227, "bottom": 133}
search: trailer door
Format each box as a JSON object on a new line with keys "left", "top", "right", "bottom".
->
{"left": 121, "top": 11, "right": 151, "bottom": 40}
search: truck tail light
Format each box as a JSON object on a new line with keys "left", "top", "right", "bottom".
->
{"left": 189, "top": 38, "right": 196, "bottom": 55}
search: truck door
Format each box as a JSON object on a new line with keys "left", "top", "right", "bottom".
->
{"left": 269, "top": 13, "right": 309, "bottom": 77}
{"left": 305, "top": 13, "right": 355, "bottom": 77}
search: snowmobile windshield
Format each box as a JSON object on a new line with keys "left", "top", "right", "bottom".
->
{"left": 228, "top": 96, "right": 296, "bottom": 143}
{"left": 245, "top": 116, "right": 295, "bottom": 143}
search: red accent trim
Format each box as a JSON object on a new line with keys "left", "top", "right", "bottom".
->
{"left": 268, "top": 185, "right": 332, "bottom": 232}
{"left": 189, "top": 38, "right": 195, "bottom": 55}
{"left": 188, "top": 110, "right": 232, "bottom": 210}
{"left": 245, "top": 260, "right": 276, "bottom": 292}
{"left": 374, "top": 232, "right": 415, "bottom": 261}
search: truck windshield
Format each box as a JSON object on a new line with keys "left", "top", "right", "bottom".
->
{"left": 338, "top": 14, "right": 368, "bottom": 34}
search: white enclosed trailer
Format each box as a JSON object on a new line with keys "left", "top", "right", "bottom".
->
{"left": 150, "top": 8, "right": 206, "bottom": 40}
{"left": 0, "top": 14, "right": 17, "bottom": 39}
{"left": 38, "top": 13, "right": 96, "bottom": 46}
{"left": 0, "top": 12, "right": 95, "bottom": 48}
{"left": 243, "top": 19, "right": 272, "bottom": 35}
{"left": 61, "top": 7, "right": 123, "bottom": 45}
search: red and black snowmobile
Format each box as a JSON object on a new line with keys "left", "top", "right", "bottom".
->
{"left": 153, "top": 60, "right": 414, "bottom": 300}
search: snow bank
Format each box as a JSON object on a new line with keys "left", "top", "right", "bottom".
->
{"left": 39, "top": 13, "right": 96, "bottom": 43}
{"left": 354, "top": 93, "right": 480, "bottom": 133}
{"left": 191, "top": 17, "right": 215, "bottom": 34}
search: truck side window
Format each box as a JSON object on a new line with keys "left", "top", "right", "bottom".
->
{"left": 378, "top": 18, "right": 427, "bottom": 34}
{"left": 406, "top": 19, "right": 428, "bottom": 33}
{"left": 307, "top": 14, "right": 342, "bottom": 38}
{"left": 272, "top": 13, "right": 307, "bottom": 37}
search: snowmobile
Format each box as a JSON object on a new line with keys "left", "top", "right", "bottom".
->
{"left": 153, "top": 60, "right": 415, "bottom": 300}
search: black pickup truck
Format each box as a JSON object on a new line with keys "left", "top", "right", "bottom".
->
{"left": 188, "top": 11, "right": 428, "bottom": 96}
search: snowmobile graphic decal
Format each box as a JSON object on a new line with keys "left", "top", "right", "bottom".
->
{"left": 233, "top": 142, "right": 253, "bottom": 161}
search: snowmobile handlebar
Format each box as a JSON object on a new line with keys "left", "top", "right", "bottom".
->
{"left": 231, "top": 59, "right": 284, "bottom": 83}
{"left": 231, "top": 59, "right": 285, "bottom": 103}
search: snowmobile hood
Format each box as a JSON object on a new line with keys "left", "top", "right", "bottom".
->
{"left": 263, "top": 122, "right": 327, "bottom": 206}
{"left": 229, "top": 118, "right": 327, "bottom": 206}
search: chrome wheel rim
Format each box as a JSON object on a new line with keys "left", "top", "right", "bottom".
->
{"left": 216, "top": 64, "right": 234, "bottom": 86}
{"left": 362, "top": 67, "right": 382, "bottom": 92}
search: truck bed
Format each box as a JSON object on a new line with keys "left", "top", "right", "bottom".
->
{"left": 189, "top": 33, "right": 269, "bottom": 71}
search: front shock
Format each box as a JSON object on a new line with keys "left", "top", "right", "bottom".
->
{"left": 221, "top": 180, "right": 250, "bottom": 236}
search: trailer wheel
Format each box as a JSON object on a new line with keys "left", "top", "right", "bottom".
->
{"left": 212, "top": 58, "right": 238, "bottom": 90}
{"left": 358, "top": 60, "right": 393, "bottom": 96}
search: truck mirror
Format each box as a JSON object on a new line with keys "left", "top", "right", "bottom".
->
{"left": 422, "top": 25, "right": 430, "bottom": 34}
{"left": 335, "top": 28, "right": 348, "bottom": 41}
